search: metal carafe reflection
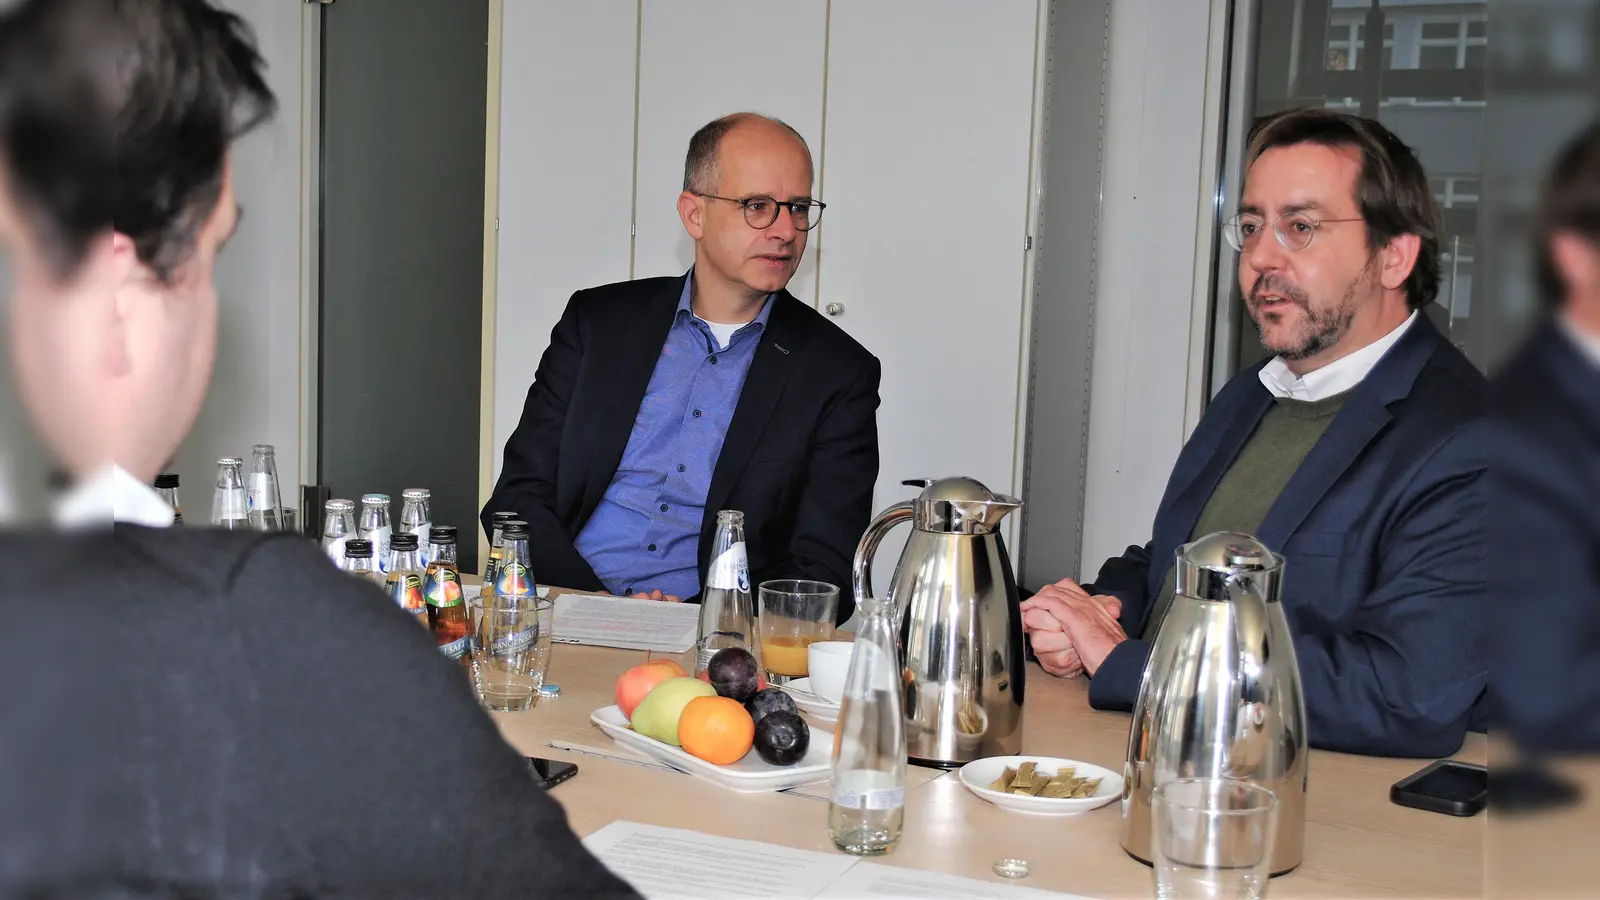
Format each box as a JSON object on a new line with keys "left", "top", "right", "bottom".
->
{"left": 852, "top": 477, "right": 1024, "bottom": 768}
{"left": 1120, "top": 531, "right": 1308, "bottom": 876}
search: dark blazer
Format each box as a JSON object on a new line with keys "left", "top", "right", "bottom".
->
{"left": 1082, "top": 315, "right": 1486, "bottom": 758}
{"left": 0, "top": 526, "right": 637, "bottom": 898}
{"left": 1489, "top": 319, "right": 1600, "bottom": 754}
{"left": 483, "top": 273, "right": 881, "bottom": 624}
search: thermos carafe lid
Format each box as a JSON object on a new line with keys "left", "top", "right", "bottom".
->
{"left": 1174, "top": 531, "right": 1283, "bottom": 603}
{"left": 904, "top": 477, "right": 1022, "bottom": 535}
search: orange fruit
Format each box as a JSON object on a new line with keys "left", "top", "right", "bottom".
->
{"left": 678, "top": 696, "right": 755, "bottom": 765}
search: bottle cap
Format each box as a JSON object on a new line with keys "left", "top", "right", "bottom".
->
{"left": 492, "top": 510, "right": 519, "bottom": 524}
{"left": 992, "top": 859, "right": 1030, "bottom": 879}
{"left": 360, "top": 494, "right": 389, "bottom": 507}
{"left": 501, "top": 521, "right": 529, "bottom": 540}
{"left": 402, "top": 487, "right": 430, "bottom": 501}
{"left": 251, "top": 444, "right": 276, "bottom": 456}
{"left": 154, "top": 473, "right": 180, "bottom": 489}
{"left": 429, "top": 525, "right": 457, "bottom": 545}
{"left": 217, "top": 457, "right": 242, "bottom": 467}
{"left": 344, "top": 539, "right": 373, "bottom": 557}
{"left": 389, "top": 533, "right": 419, "bottom": 551}
{"left": 325, "top": 498, "right": 355, "bottom": 513}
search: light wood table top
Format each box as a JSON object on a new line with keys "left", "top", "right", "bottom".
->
{"left": 489, "top": 632, "right": 1486, "bottom": 899}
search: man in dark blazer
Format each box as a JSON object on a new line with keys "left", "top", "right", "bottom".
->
{"left": 1490, "top": 120, "right": 1600, "bottom": 755}
{"left": 485, "top": 113, "right": 880, "bottom": 624}
{"left": 0, "top": 2, "right": 636, "bottom": 897}
{"left": 1022, "top": 109, "right": 1486, "bottom": 759}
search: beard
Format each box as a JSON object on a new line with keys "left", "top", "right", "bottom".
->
{"left": 1247, "top": 258, "right": 1376, "bottom": 361}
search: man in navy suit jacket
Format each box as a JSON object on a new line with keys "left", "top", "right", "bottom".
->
{"left": 1023, "top": 109, "right": 1486, "bottom": 759}
{"left": 1491, "top": 121, "right": 1600, "bottom": 755}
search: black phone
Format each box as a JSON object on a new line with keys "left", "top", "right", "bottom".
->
{"left": 1390, "top": 759, "right": 1487, "bottom": 817}
{"left": 527, "top": 756, "right": 579, "bottom": 789}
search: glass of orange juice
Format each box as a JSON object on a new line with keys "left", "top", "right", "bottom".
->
{"left": 757, "top": 580, "right": 839, "bottom": 685}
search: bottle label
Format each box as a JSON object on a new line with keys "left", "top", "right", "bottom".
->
{"left": 438, "top": 635, "right": 470, "bottom": 659}
{"left": 365, "top": 526, "right": 392, "bottom": 574}
{"left": 216, "top": 488, "right": 245, "bottom": 521}
{"left": 496, "top": 561, "right": 532, "bottom": 598}
{"left": 246, "top": 473, "right": 276, "bottom": 511}
{"left": 410, "top": 523, "right": 432, "bottom": 565}
{"left": 324, "top": 536, "right": 348, "bottom": 565}
{"left": 388, "top": 574, "right": 426, "bottom": 616}
{"left": 424, "top": 567, "right": 463, "bottom": 608}
{"left": 476, "top": 624, "right": 540, "bottom": 656}
{"left": 707, "top": 542, "right": 749, "bottom": 591}
{"left": 830, "top": 785, "right": 905, "bottom": 811}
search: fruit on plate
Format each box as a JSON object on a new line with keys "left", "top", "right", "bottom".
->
{"left": 630, "top": 677, "right": 716, "bottom": 745}
{"left": 678, "top": 696, "right": 756, "bottom": 765}
{"left": 706, "top": 647, "right": 761, "bottom": 702}
{"left": 615, "top": 659, "right": 687, "bottom": 720}
{"left": 753, "top": 710, "right": 810, "bottom": 766}
{"left": 745, "top": 687, "right": 797, "bottom": 725}
{"left": 697, "top": 662, "right": 769, "bottom": 694}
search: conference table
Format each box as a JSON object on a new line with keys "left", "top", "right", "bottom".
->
{"left": 486, "top": 588, "right": 1486, "bottom": 899}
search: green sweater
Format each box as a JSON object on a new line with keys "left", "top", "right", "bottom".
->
{"left": 1140, "top": 390, "right": 1352, "bottom": 640}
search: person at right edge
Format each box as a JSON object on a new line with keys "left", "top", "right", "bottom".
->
{"left": 1021, "top": 108, "right": 1486, "bottom": 759}
{"left": 0, "top": 1, "right": 637, "bottom": 897}
{"left": 1490, "top": 120, "right": 1600, "bottom": 757}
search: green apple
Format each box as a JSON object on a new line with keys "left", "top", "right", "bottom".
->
{"left": 630, "top": 677, "right": 717, "bottom": 745}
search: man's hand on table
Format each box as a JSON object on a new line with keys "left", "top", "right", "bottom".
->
{"left": 630, "top": 589, "right": 683, "bottom": 603}
{"left": 1020, "top": 578, "right": 1125, "bottom": 677}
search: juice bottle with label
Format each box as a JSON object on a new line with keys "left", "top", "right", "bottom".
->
{"left": 424, "top": 525, "right": 470, "bottom": 667}
{"left": 384, "top": 533, "right": 428, "bottom": 628}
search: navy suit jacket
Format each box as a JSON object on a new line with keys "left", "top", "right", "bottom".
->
{"left": 1083, "top": 315, "right": 1487, "bottom": 758}
{"left": 1488, "top": 319, "right": 1600, "bottom": 754}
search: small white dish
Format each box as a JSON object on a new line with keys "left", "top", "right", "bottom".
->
{"left": 781, "top": 677, "right": 840, "bottom": 724}
{"left": 807, "top": 641, "right": 853, "bottom": 702}
{"left": 590, "top": 705, "right": 832, "bottom": 794}
{"left": 957, "top": 755, "right": 1123, "bottom": 817}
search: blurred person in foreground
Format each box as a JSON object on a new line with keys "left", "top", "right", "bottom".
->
{"left": 1022, "top": 108, "right": 1486, "bottom": 758}
{"left": 1491, "top": 120, "right": 1600, "bottom": 757}
{"left": 0, "top": 1, "right": 636, "bottom": 897}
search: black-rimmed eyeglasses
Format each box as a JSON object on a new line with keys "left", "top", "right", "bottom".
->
{"left": 696, "top": 193, "right": 826, "bottom": 231}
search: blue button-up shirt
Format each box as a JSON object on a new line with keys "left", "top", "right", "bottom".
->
{"left": 574, "top": 273, "right": 772, "bottom": 599}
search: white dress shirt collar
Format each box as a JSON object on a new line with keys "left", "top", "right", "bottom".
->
{"left": 1559, "top": 312, "right": 1600, "bottom": 371}
{"left": 1258, "top": 310, "right": 1419, "bottom": 402}
{"left": 54, "top": 464, "right": 176, "bottom": 529}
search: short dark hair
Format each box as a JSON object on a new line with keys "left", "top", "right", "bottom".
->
{"left": 682, "top": 112, "right": 807, "bottom": 194}
{"left": 1535, "top": 119, "right": 1600, "bottom": 308}
{"left": 1246, "top": 108, "right": 1442, "bottom": 310}
{"left": 0, "top": 0, "right": 276, "bottom": 282}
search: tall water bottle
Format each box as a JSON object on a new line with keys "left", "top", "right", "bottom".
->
{"left": 210, "top": 458, "right": 248, "bottom": 530}
{"left": 246, "top": 444, "right": 283, "bottom": 531}
{"left": 399, "top": 488, "right": 433, "bottom": 566}
{"left": 321, "top": 499, "right": 358, "bottom": 564}
{"left": 828, "top": 596, "right": 907, "bottom": 856}
{"left": 694, "top": 510, "right": 761, "bottom": 676}
{"left": 358, "top": 494, "right": 393, "bottom": 576}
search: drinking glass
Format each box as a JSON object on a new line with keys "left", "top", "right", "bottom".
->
{"left": 1152, "top": 778, "right": 1279, "bottom": 900}
{"left": 469, "top": 591, "right": 554, "bottom": 712}
{"left": 757, "top": 580, "right": 839, "bottom": 684}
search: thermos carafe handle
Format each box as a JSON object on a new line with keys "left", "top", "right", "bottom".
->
{"left": 1222, "top": 573, "right": 1272, "bottom": 778}
{"left": 852, "top": 501, "right": 914, "bottom": 607}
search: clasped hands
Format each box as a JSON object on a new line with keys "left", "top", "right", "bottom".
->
{"left": 1019, "top": 578, "right": 1128, "bottom": 679}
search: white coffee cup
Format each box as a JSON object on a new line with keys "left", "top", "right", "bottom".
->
{"left": 807, "top": 640, "right": 855, "bottom": 704}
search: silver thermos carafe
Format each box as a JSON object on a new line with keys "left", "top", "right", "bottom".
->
{"left": 1120, "top": 531, "right": 1308, "bottom": 876}
{"left": 852, "top": 477, "right": 1025, "bottom": 768}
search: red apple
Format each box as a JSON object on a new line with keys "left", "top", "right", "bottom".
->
{"left": 616, "top": 659, "right": 688, "bottom": 720}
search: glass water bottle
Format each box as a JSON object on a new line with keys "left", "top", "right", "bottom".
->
{"left": 247, "top": 444, "right": 283, "bottom": 531}
{"left": 358, "top": 494, "right": 393, "bottom": 576}
{"left": 399, "top": 488, "right": 433, "bottom": 567}
{"left": 827, "top": 596, "right": 908, "bottom": 856}
{"left": 321, "top": 499, "right": 358, "bottom": 564}
{"left": 694, "top": 510, "right": 762, "bottom": 675}
{"left": 211, "top": 458, "right": 247, "bottom": 530}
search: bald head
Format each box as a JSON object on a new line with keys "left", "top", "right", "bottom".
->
{"left": 683, "top": 112, "right": 810, "bottom": 195}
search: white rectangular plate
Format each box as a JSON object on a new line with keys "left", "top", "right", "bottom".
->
{"left": 590, "top": 705, "right": 833, "bottom": 794}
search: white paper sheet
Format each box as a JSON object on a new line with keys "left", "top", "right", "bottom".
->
{"left": 583, "top": 821, "right": 859, "bottom": 900}
{"left": 552, "top": 593, "right": 700, "bottom": 652}
{"left": 817, "top": 862, "right": 1097, "bottom": 900}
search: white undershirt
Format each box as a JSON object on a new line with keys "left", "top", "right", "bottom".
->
{"left": 1258, "top": 310, "right": 1418, "bottom": 402}
{"left": 54, "top": 464, "right": 176, "bottom": 529}
{"left": 1560, "top": 312, "right": 1600, "bottom": 371}
{"left": 698, "top": 318, "right": 743, "bottom": 351}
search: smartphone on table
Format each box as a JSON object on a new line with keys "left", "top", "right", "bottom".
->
{"left": 527, "top": 756, "right": 579, "bottom": 790}
{"left": 1390, "top": 759, "right": 1486, "bottom": 817}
